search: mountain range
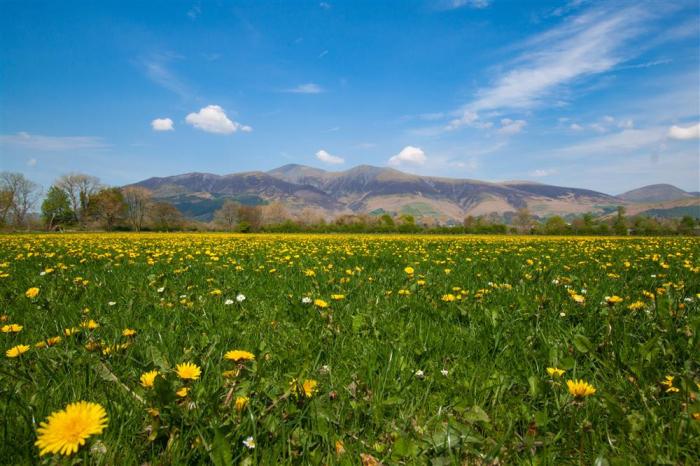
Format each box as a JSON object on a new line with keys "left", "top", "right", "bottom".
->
{"left": 129, "top": 165, "right": 700, "bottom": 222}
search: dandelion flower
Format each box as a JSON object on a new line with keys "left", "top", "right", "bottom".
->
{"left": 660, "top": 375, "right": 680, "bottom": 393}
{"left": 176, "top": 387, "right": 189, "bottom": 397}
{"left": 547, "top": 367, "right": 565, "bottom": 378}
{"left": 567, "top": 379, "right": 596, "bottom": 398}
{"left": 605, "top": 295, "right": 624, "bottom": 305}
{"left": 176, "top": 362, "right": 201, "bottom": 380}
{"left": 314, "top": 299, "right": 328, "bottom": 308}
{"left": 25, "top": 287, "right": 40, "bottom": 298}
{"left": 140, "top": 370, "right": 159, "bottom": 389}
{"left": 35, "top": 401, "right": 108, "bottom": 456}
{"left": 122, "top": 328, "right": 137, "bottom": 337}
{"left": 302, "top": 379, "right": 318, "bottom": 398}
{"left": 1, "top": 324, "right": 23, "bottom": 333}
{"left": 404, "top": 266, "right": 414, "bottom": 275}
{"left": 6, "top": 344, "right": 30, "bottom": 358}
{"left": 225, "top": 350, "right": 255, "bottom": 362}
{"left": 235, "top": 396, "right": 249, "bottom": 412}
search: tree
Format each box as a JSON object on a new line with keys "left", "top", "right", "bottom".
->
{"left": 544, "top": 216, "right": 567, "bottom": 235}
{"left": 213, "top": 200, "right": 239, "bottom": 230}
{"left": 613, "top": 206, "right": 627, "bottom": 235}
{"left": 678, "top": 215, "right": 696, "bottom": 235}
{"left": 89, "top": 188, "right": 126, "bottom": 230}
{"left": 513, "top": 207, "right": 533, "bottom": 234}
{"left": 149, "top": 202, "right": 184, "bottom": 231}
{"left": 0, "top": 172, "right": 40, "bottom": 227}
{"left": 262, "top": 201, "right": 289, "bottom": 226}
{"left": 56, "top": 173, "right": 101, "bottom": 223}
{"left": 41, "top": 186, "right": 73, "bottom": 230}
{"left": 237, "top": 205, "right": 263, "bottom": 232}
{"left": 122, "top": 187, "right": 151, "bottom": 232}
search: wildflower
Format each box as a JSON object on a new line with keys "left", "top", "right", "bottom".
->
{"left": 605, "top": 295, "right": 624, "bottom": 305}
{"left": 1, "top": 324, "right": 23, "bottom": 333}
{"left": 107, "top": 301, "right": 116, "bottom": 306}
{"left": 236, "top": 293, "right": 246, "bottom": 302}
{"left": 176, "top": 387, "right": 189, "bottom": 397}
{"left": 398, "top": 289, "right": 410, "bottom": 295}
{"left": 235, "top": 396, "right": 249, "bottom": 412}
{"left": 660, "top": 375, "right": 679, "bottom": 393}
{"left": 157, "top": 287, "right": 165, "bottom": 293}
{"left": 224, "top": 350, "right": 255, "bottom": 362}
{"left": 567, "top": 379, "right": 596, "bottom": 399}
{"left": 302, "top": 379, "right": 318, "bottom": 398}
{"left": 210, "top": 289, "right": 222, "bottom": 296}
{"left": 319, "top": 365, "right": 330, "bottom": 375}
{"left": 64, "top": 327, "right": 79, "bottom": 336}
{"left": 547, "top": 367, "right": 565, "bottom": 378}
{"left": 441, "top": 369, "right": 449, "bottom": 376}
{"left": 122, "top": 328, "right": 136, "bottom": 337}
{"left": 314, "top": 299, "right": 329, "bottom": 308}
{"left": 441, "top": 294, "right": 456, "bottom": 302}
{"left": 571, "top": 294, "right": 585, "bottom": 304}
{"left": 415, "top": 369, "right": 425, "bottom": 379}
{"left": 404, "top": 266, "right": 414, "bottom": 275}
{"left": 140, "top": 370, "right": 159, "bottom": 389}
{"left": 35, "top": 401, "right": 108, "bottom": 456}
{"left": 224, "top": 299, "right": 234, "bottom": 305}
{"left": 627, "top": 301, "right": 645, "bottom": 311}
{"left": 6, "top": 344, "right": 30, "bottom": 358}
{"left": 25, "top": 287, "right": 40, "bottom": 298}
{"left": 242, "top": 436, "right": 255, "bottom": 449}
{"left": 176, "top": 362, "right": 201, "bottom": 380}
{"left": 301, "top": 297, "right": 312, "bottom": 304}
{"left": 331, "top": 294, "right": 345, "bottom": 300}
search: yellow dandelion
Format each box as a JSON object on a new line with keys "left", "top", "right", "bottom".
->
{"left": 25, "top": 287, "right": 40, "bottom": 298}
{"left": 567, "top": 379, "right": 596, "bottom": 398}
{"left": 605, "top": 295, "right": 624, "bottom": 305}
{"left": 140, "top": 370, "right": 159, "bottom": 389}
{"left": 176, "top": 387, "right": 189, "bottom": 397}
{"left": 331, "top": 294, "right": 345, "bottom": 300}
{"left": 441, "top": 294, "right": 456, "bottom": 302}
{"left": 571, "top": 294, "right": 585, "bottom": 304}
{"left": 302, "top": 379, "right": 318, "bottom": 398}
{"left": 122, "top": 328, "right": 137, "bottom": 337}
{"left": 176, "top": 362, "right": 201, "bottom": 380}
{"left": 6, "top": 344, "right": 30, "bottom": 358}
{"left": 35, "top": 401, "right": 108, "bottom": 456}
{"left": 404, "top": 266, "right": 414, "bottom": 275}
{"left": 235, "top": 396, "right": 249, "bottom": 412}
{"left": 660, "top": 375, "right": 680, "bottom": 393}
{"left": 314, "top": 299, "right": 329, "bottom": 308}
{"left": 1, "top": 323, "right": 23, "bottom": 333}
{"left": 546, "top": 367, "right": 565, "bottom": 378}
{"left": 224, "top": 350, "right": 255, "bottom": 362}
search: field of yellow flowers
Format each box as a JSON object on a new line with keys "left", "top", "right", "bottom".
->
{"left": 1, "top": 233, "right": 699, "bottom": 464}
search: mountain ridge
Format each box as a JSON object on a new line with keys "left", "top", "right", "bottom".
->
{"left": 128, "top": 165, "right": 698, "bottom": 222}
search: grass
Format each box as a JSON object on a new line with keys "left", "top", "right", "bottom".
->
{"left": 0, "top": 233, "right": 698, "bottom": 464}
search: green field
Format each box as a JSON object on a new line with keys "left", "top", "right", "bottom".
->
{"left": 1, "top": 233, "right": 699, "bottom": 464}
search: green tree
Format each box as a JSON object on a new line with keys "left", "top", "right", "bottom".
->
{"left": 41, "top": 186, "right": 74, "bottom": 230}
{"left": 544, "top": 216, "right": 567, "bottom": 235}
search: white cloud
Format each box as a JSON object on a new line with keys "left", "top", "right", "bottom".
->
{"left": 559, "top": 127, "right": 666, "bottom": 157}
{"left": 315, "top": 149, "right": 344, "bottom": 164}
{"left": 442, "top": 0, "right": 491, "bottom": 9}
{"left": 498, "top": 118, "right": 527, "bottom": 135}
{"left": 388, "top": 146, "right": 427, "bottom": 166}
{"left": 151, "top": 118, "right": 174, "bottom": 131}
{"left": 448, "top": 4, "right": 651, "bottom": 129}
{"left": 285, "top": 83, "right": 324, "bottom": 94}
{"left": 570, "top": 123, "right": 584, "bottom": 131}
{"left": 0, "top": 132, "right": 106, "bottom": 151}
{"left": 530, "top": 168, "right": 557, "bottom": 177}
{"left": 26, "top": 158, "right": 37, "bottom": 167}
{"left": 668, "top": 122, "right": 700, "bottom": 140}
{"left": 185, "top": 105, "right": 252, "bottom": 134}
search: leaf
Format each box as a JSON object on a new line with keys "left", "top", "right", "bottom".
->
{"left": 392, "top": 436, "right": 419, "bottom": 458}
{"left": 462, "top": 405, "right": 490, "bottom": 424}
{"left": 210, "top": 429, "right": 233, "bottom": 466}
{"left": 528, "top": 375, "right": 540, "bottom": 397}
{"left": 573, "top": 334, "right": 594, "bottom": 354}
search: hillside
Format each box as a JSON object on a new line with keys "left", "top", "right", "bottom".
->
{"left": 129, "top": 164, "right": 626, "bottom": 221}
{"left": 617, "top": 184, "right": 696, "bottom": 203}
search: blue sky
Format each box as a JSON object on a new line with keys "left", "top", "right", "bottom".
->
{"left": 1, "top": 0, "right": 699, "bottom": 194}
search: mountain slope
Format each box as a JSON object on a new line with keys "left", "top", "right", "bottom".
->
{"left": 617, "top": 184, "right": 695, "bottom": 203}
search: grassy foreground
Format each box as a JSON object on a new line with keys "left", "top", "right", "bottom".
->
{"left": 0, "top": 233, "right": 699, "bottom": 464}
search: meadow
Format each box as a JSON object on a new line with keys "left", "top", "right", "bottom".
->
{"left": 0, "top": 233, "right": 698, "bottom": 465}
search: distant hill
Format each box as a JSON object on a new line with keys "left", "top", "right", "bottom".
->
{"left": 617, "top": 184, "right": 696, "bottom": 203}
{"left": 128, "top": 164, "right": 626, "bottom": 221}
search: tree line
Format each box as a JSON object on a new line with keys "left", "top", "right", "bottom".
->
{"left": 1, "top": 171, "right": 697, "bottom": 235}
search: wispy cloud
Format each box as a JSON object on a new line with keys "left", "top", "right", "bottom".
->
{"left": 142, "top": 53, "right": 192, "bottom": 99}
{"left": 284, "top": 83, "right": 324, "bottom": 94}
{"left": 0, "top": 132, "right": 107, "bottom": 151}
{"left": 439, "top": 0, "right": 492, "bottom": 10}
{"left": 448, "top": 4, "right": 653, "bottom": 129}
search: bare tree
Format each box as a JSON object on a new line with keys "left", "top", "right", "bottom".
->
{"left": 237, "top": 205, "right": 262, "bottom": 232}
{"left": 213, "top": 199, "right": 239, "bottom": 230}
{"left": 262, "top": 201, "right": 289, "bottom": 225}
{"left": 149, "top": 202, "right": 184, "bottom": 231}
{"left": 56, "top": 173, "right": 101, "bottom": 223}
{"left": 0, "top": 172, "right": 40, "bottom": 227}
{"left": 122, "top": 186, "right": 152, "bottom": 231}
